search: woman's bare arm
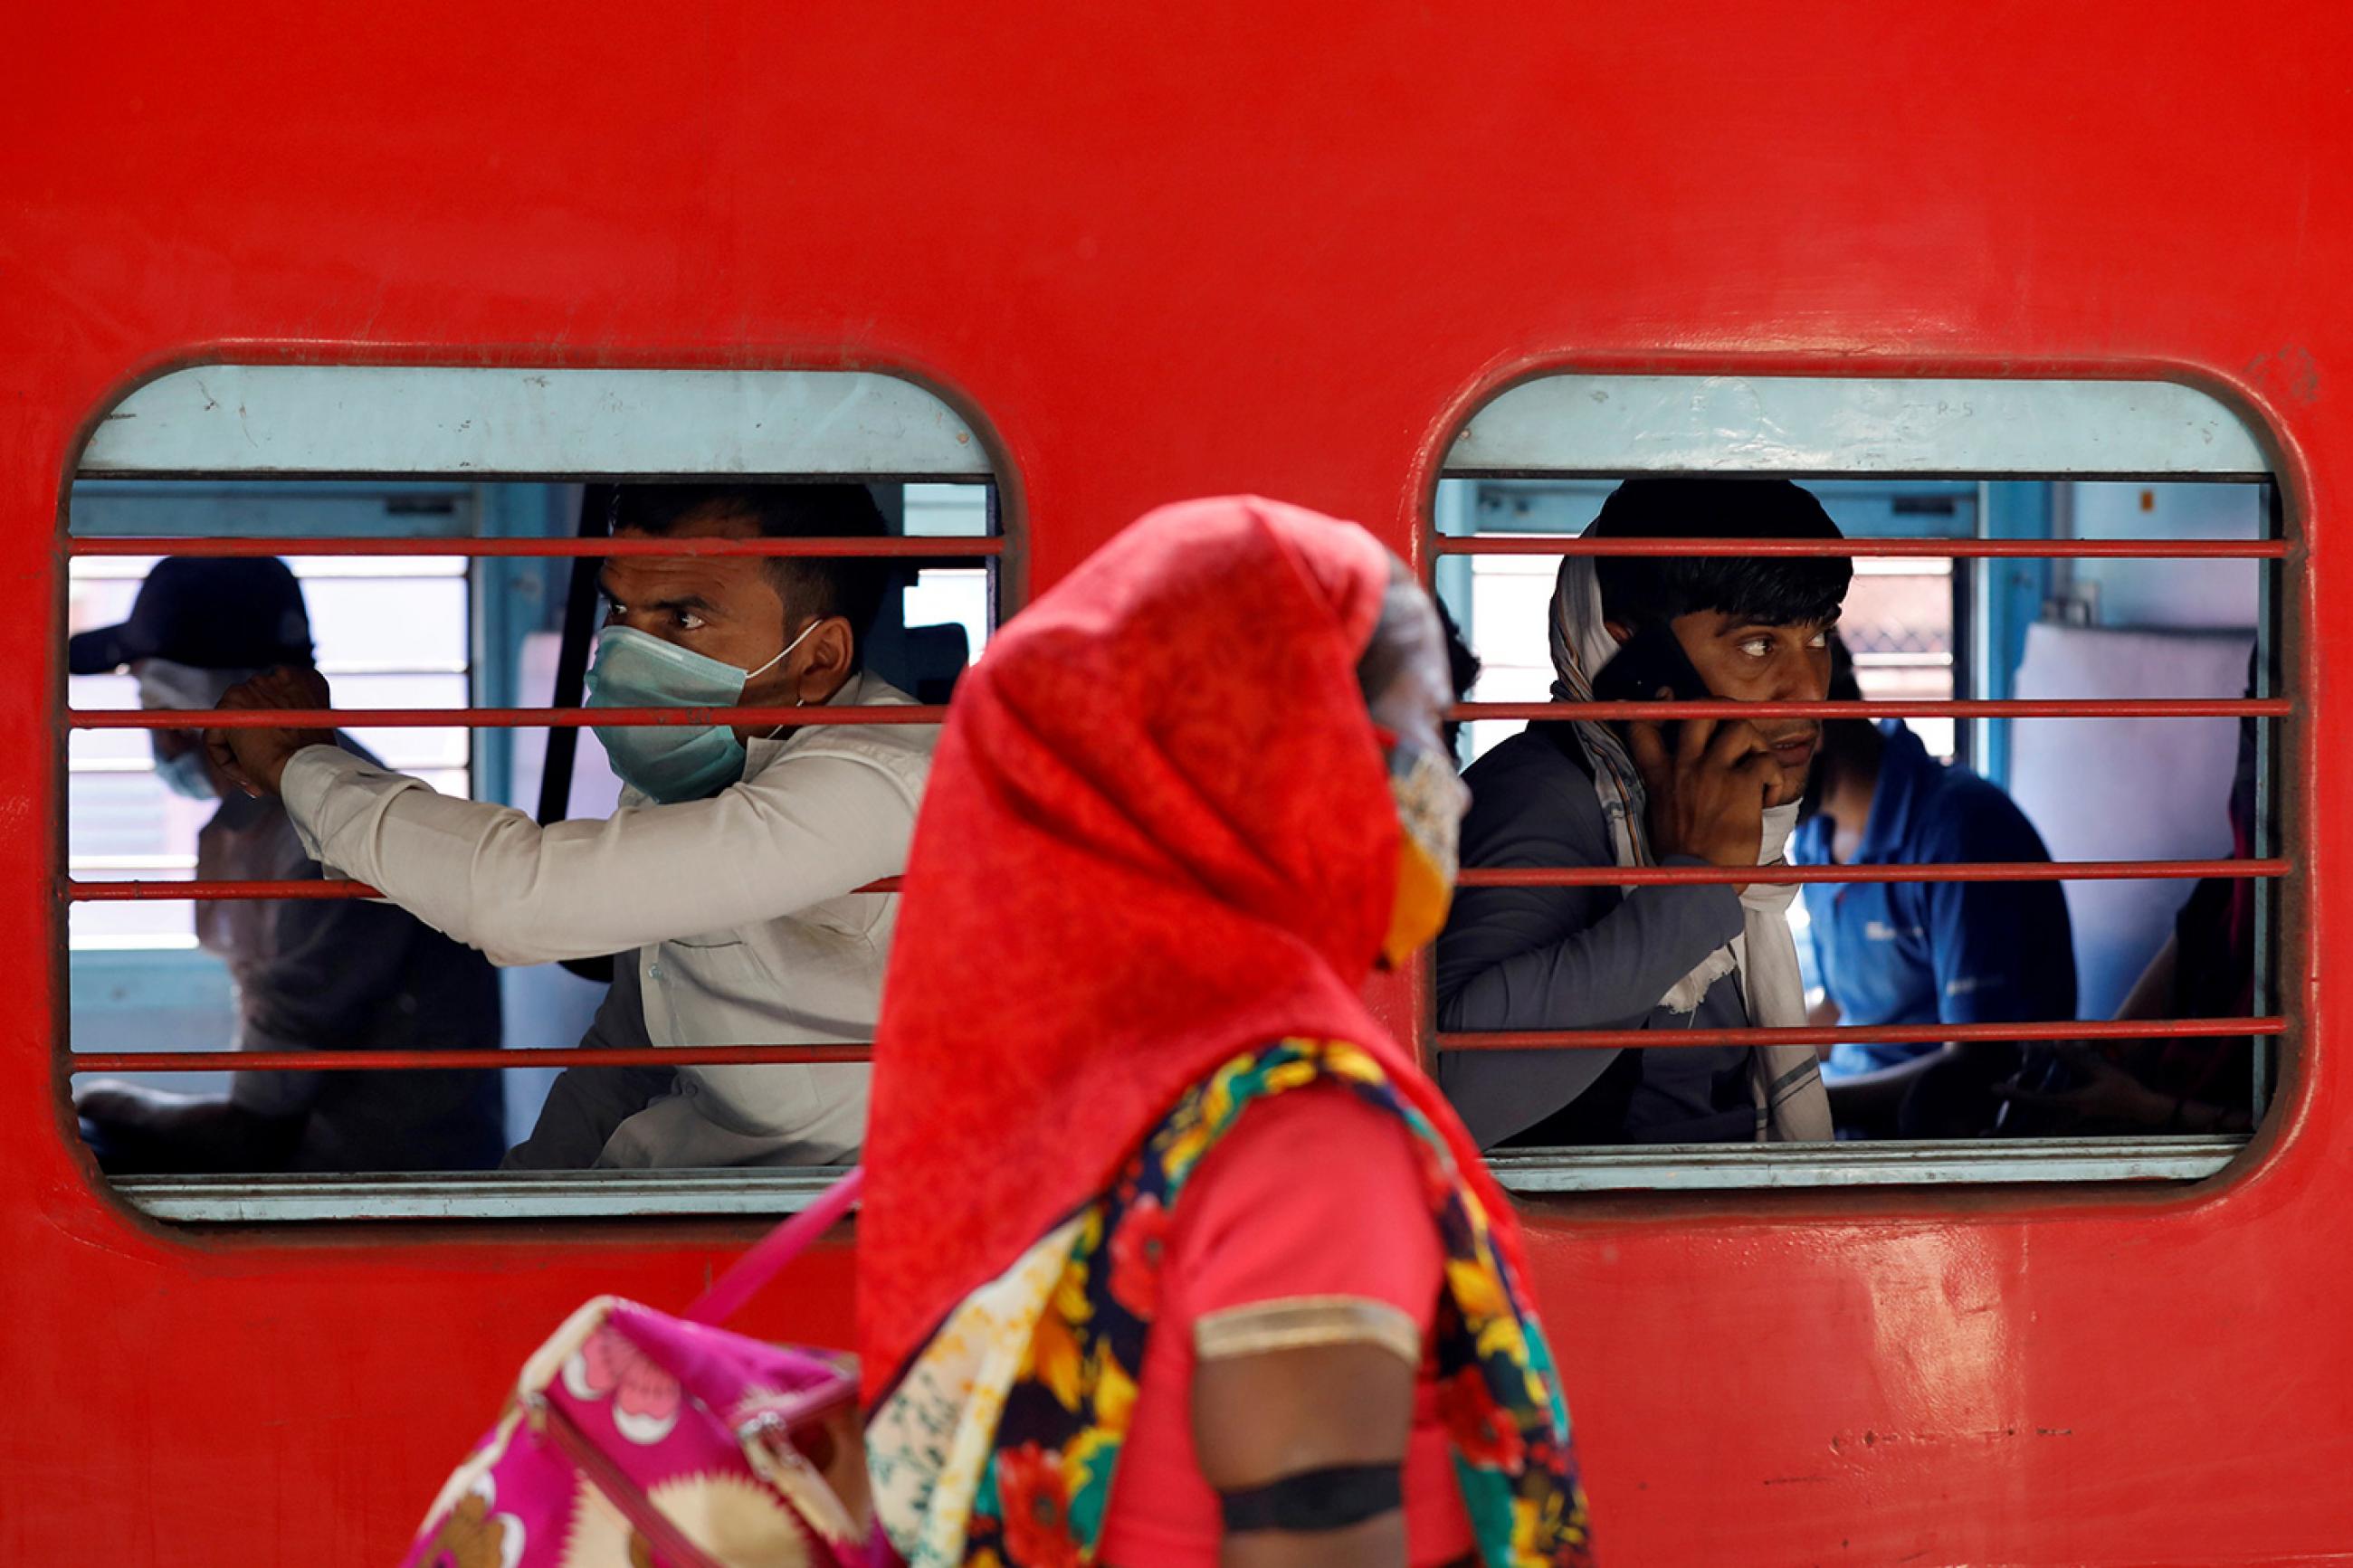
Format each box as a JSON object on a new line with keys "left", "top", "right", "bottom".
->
{"left": 1195, "top": 1341, "right": 1416, "bottom": 1568}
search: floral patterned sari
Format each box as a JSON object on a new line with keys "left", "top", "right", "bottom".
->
{"left": 868, "top": 1039, "right": 1594, "bottom": 1568}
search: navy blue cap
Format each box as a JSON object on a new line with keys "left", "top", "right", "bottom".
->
{"left": 69, "top": 556, "right": 314, "bottom": 675}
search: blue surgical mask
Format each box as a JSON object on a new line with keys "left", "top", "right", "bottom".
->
{"left": 586, "top": 622, "right": 814, "bottom": 803}
{"left": 155, "top": 744, "right": 218, "bottom": 802}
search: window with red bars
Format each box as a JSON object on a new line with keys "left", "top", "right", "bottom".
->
{"left": 66, "top": 477, "right": 997, "bottom": 1205}
{"left": 1429, "top": 474, "right": 2282, "bottom": 1172}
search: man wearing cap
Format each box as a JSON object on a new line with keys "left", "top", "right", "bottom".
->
{"left": 70, "top": 557, "right": 506, "bottom": 1174}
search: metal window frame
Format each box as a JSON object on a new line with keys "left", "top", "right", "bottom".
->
{"left": 81, "top": 366, "right": 996, "bottom": 480}
{"left": 66, "top": 365, "right": 1005, "bottom": 1224}
{"left": 1432, "top": 373, "right": 2285, "bottom": 1194}
{"left": 105, "top": 1136, "right": 2242, "bottom": 1221}
{"left": 1443, "top": 375, "right": 2271, "bottom": 479}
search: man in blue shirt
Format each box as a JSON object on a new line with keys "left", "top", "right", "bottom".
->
{"left": 1795, "top": 662, "right": 2076, "bottom": 1136}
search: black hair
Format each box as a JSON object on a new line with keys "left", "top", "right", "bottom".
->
{"left": 1805, "top": 631, "right": 1881, "bottom": 818}
{"left": 1588, "top": 479, "right": 1853, "bottom": 632}
{"left": 613, "top": 482, "right": 891, "bottom": 670}
{"left": 1356, "top": 560, "right": 1477, "bottom": 751}
{"left": 1434, "top": 600, "right": 1481, "bottom": 751}
{"left": 1435, "top": 600, "right": 1481, "bottom": 702}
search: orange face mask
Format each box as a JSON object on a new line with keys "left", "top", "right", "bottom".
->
{"left": 1379, "top": 738, "right": 1466, "bottom": 969}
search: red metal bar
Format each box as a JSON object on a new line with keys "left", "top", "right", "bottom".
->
{"left": 64, "top": 879, "right": 386, "bottom": 902}
{"left": 74, "top": 703, "right": 947, "bottom": 730}
{"left": 81, "top": 1019, "right": 2282, "bottom": 1072}
{"left": 1457, "top": 858, "right": 2284, "bottom": 889}
{"left": 1434, "top": 535, "right": 2288, "bottom": 559}
{"left": 1453, "top": 698, "right": 2291, "bottom": 721}
{"left": 71, "top": 536, "right": 1003, "bottom": 560}
{"left": 66, "top": 875, "right": 906, "bottom": 901}
{"left": 60, "top": 863, "right": 2274, "bottom": 901}
{"left": 79, "top": 697, "right": 2285, "bottom": 730}
{"left": 1438, "top": 1017, "right": 2284, "bottom": 1051}
{"left": 81, "top": 535, "right": 2271, "bottom": 561}
{"left": 68, "top": 1044, "right": 874, "bottom": 1074}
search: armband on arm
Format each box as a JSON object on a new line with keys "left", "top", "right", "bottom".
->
{"left": 1195, "top": 1297, "right": 1420, "bottom": 1545}
{"left": 1218, "top": 1464, "right": 1404, "bottom": 1535}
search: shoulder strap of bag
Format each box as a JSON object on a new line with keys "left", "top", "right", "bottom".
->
{"left": 685, "top": 1166, "right": 864, "bottom": 1326}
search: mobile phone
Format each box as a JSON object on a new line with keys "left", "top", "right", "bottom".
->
{"left": 1588, "top": 620, "right": 1713, "bottom": 750}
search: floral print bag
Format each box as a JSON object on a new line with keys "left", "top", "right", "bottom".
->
{"left": 401, "top": 1173, "right": 876, "bottom": 1568}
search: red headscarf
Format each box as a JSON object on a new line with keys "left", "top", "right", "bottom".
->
{"left": 858, "top": 497, "right": 1526, "bottom": 1402}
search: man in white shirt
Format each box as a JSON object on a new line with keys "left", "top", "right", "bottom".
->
{"left": 205, "top": 483, "right": 938, "bottom": 1169}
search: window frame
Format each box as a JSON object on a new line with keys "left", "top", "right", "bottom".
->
{"left": 1425, "top": 372, "right": 2290, "bottom": 1196}
{"left": 65, "top": 365, "right": 1010, "bottom": 1223}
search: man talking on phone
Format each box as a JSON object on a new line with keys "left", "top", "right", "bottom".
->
{"left": 1434, "top": 479, "right": 1851, "bottom": 1146}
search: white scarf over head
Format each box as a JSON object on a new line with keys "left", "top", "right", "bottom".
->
{"left": 1548, "top": 556, "right": 1831, "bottom": 1143}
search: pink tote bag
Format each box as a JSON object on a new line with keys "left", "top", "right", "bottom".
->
{"left": 401, "top": 1170, "right": 874, "bottom": 1568}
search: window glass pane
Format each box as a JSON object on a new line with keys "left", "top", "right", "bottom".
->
{"left": 901, "top": 482, "right": 991, "bottom": 537}
{"left": 2063, "top": 482, "right": 2262, "bottom": 627}
{"left": 1843, "top": 558, "right": 1957, "bottom": 760}
{"left": 67, "top": 575, "right": 144, "bottom": 632}
{"left": 1462, "top": 553, "right": 1561, "bottom": 762}
{"left": 906, "top": 567, "right": 992, "bottom": 660}
{"left": 69, "top": 773, "right": 201, "bottom": 866}
{"left": 299, "top": 577, "right": 469, "bottom": 672}
{"left": 69, "top": 900, "right": 201, "bottom": 949}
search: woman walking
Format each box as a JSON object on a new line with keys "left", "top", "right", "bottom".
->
{"left": 859, "top": 498, "right": 1595, "bottom": 1568}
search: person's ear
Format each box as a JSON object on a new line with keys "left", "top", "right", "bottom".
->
{"left": 1603, "top": 619, "right": 1634, "bottom": 646}
{"left": 790, "top": 617, "right": 857, "bottom": 703}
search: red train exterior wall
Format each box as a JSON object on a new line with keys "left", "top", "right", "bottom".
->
{"left": 5, "top": 5, "right": 2351, "bottom": 1562}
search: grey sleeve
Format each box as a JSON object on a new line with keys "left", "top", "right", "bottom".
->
{"left": 500, "top": 961, "right": 674, "bottom": 1171}
{"left": 228, "top": 893, "right": 431, "bottom": 1118}
{"left": 1432, "top": 755, "right": 1747, "bottom": 1147}
{"left": 1434, "top": 788, "right": 1745, "bottom": 1035}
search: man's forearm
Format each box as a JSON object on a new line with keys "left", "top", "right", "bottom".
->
{"left": 279, "top": 746, "right": 913, "bottom": 967}
{"left": 1435, "top": 875, "right": 1745, "bottom": 1033}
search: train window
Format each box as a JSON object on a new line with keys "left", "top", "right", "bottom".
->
{"left": 1430, "top": 375, "right": 2283, "bottom": 1193}
{"left": 66, "top": 366, "right": 1005, "bottom": 1221}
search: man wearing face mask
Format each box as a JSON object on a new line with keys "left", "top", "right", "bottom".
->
{"left": 207, "top": 485, "right": 933, "bottom": 1169}
{"left": 1434, "top": 479, "right": 1851, "bottom": 1147}
{"left": 69, "top": 557, "right": 506, "bottom": 1174}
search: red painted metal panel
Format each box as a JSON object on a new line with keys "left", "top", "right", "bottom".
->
{"left": 10, "top": 2, "right": 2353, "bottom": 1563}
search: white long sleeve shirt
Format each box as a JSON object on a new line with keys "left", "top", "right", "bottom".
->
{"left": 278, "top": 670, "right": 936, "bottom": 1167}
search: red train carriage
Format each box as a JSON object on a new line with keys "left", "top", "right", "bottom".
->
{"left": 5, "top": 4, "right": 2350, "bottom": 1563}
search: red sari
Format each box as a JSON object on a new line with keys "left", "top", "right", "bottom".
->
{"left": 857, "top": 499, "right": 1590, "bottom": 1567}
